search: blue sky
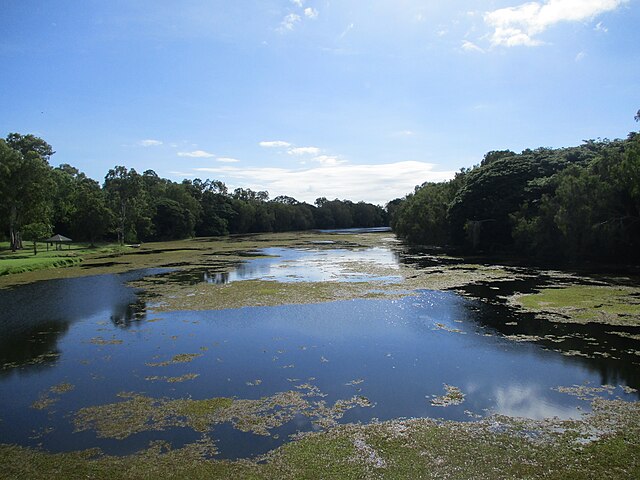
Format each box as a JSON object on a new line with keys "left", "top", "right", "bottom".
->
{"left": 1, "top": 0, "right": 639, "bottom": 204}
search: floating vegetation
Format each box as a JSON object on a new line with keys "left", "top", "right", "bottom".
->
{"left": 9, "top": 397, "right": 640, "bottom": 479}
{"left": 73, "top": 386, "right": 372, "bottom": 440}
{"left": 31, "top": 382, "right": 75, "bottom": 410}
{"left": 513, "top": 285, "right": 640, "bottom": 326}
{"left": 434, "top": 322, "right": 466, "bottom": 334}
{"left": 345, "top": 379, "right": 364, "bottom": 387}
{"left": 429, "top": 384, "right": 465, "bottom": 407}
{"left": 145, "top": 373, "right": 200, "bottom": 383}
{"left": 50, "top": 382, "right": 75, "bottom": 394}
{"left": 553, "top": 384, "right": 617, "bottom": 401}
{"left": 1, "top": 351, "right": 60, "bottom": 371}
{"left": 89, "top": 337, "right": 123, "bottom": 346}
{"left": 146, "top": 353, "right": 203, "bottom": 367}
{"left": 607, "top": 331, "right": 640, "bottom": 341}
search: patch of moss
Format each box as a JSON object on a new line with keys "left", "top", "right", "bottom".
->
{"left": 429, "top": 384, "right": 466, "bottom": 407}
{"left": 145, "top": 353, "right": 202, "bottom": 367}
{"left": 513, "top": 285, "right": 640, "bottom": 326}
{"left": 30, "top": 382, "right": 76, "bottom": 410}
{"left": 73, "top": 386, "right": 372, "bottom": 439}
{"left": 8, "top": 397, "right": 639, "bottom": 479}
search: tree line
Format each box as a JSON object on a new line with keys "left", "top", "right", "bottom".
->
{"left": 0, "top": 133, "right": 388, "bottom": 251}
{"left": 391, "top": 128, "right": 640, "bottom": 264}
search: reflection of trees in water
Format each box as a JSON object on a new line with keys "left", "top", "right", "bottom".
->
{"left": 110, "top": 299, "right": 147, "bottom": 328}
{"left": 203, "top": 271, "right": 230, "bottom": 284}
{"left": 0, "top": 271, "right": 154, "bottom": 373}
{"left": 463, "top": 289, "right": 640, "bottom": 393}
{"left": 0, "top": 321, "right": 67, "bottom": 377}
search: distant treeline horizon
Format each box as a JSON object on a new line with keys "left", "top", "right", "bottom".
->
{"left": 0, "top": 133, "right": 390, "bottom": 251}
{"left": 2, "top": 128, "right": 639, "bottom": 264}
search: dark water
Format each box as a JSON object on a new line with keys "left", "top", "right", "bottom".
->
{"left": 0, "top": 247, "right": 638, "bottom": 459}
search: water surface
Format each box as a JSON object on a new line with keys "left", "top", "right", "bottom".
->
{"left": 0, "top": 246, "right": 638, "bottom": 459}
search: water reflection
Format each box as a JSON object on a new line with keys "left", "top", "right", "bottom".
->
{"left": 0, "top": 248, "right": 638, "bottom": 459}
{"left": 0, "top": 269, "right": 163, "bottom": 373}
{"left": 165, "top": 247, "right": 402, "bottom": 286}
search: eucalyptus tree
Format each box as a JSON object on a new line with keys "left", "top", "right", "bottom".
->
{"left": 104, "top": 166, "right": 150, "bottom": 244}
{"left": 0, "top": 134, "right": 54, "bottom": 251}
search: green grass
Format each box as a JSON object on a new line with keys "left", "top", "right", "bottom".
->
{"left": 0, "top": 241, "right": 127, "bottom": 276}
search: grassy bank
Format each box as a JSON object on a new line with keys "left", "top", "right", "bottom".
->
{"left": 0, "top": 242, "right": 130, "bottom": 276}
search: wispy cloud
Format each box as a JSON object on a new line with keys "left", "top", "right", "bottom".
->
{"left": 216, "top": 157, "right": 240, "bottom": 163}
{"left": 461, "top": 40, "right": 485, "bottom": 53}
{"left": 304, "top": 8, "right": 319, "bottom": 19}
{"left": 594, "top": 21, "right": 609, "bottom": 32}
{"left": 288, "top": 146, "right": 321, "bottom": 155}
{"left": 279, "top": 13, "right": 301, "bottom": 32}
{"left": 177, "top": 150, "right": 215, "bottom": 158}
{"left": 484, "top": 0, "right": 627, "bottom": 47}
{"left": 259, "top": 140, "right": 292, "bottom": 148}
{"left": 191, "top": 161, "right": 455, "bottom": 205}
{"left": 311, "top": 155, "right": 346, "bottom": 166}
{"left": 139, "top": 139, "right": 163, "bottom": 147}
{"left": 339, "top": 23, "right": 355, "bottom": 39}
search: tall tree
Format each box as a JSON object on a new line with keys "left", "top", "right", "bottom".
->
{"left": 0, "top": 135, "right": 53, "bottom": 251}
{"left": 104, "top": 166, "right": 150, "bottom": 244}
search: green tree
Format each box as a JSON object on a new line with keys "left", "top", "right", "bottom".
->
{"left": 104, "top": 166, "right": 150, "bottom": 244}
{"left": 74, "top": 179, "right": 112, "bottom": 246}
{"left": 0, "top": 135, "right": 53, "bottom": 251}
{"left": 21, "top": 222, "right": 53, "bottom": 255}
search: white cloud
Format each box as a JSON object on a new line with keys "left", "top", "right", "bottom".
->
{"left": 311, "top": 155, "right": 347, "bottom": 166}
{"left": 594, "top": 21, "right": 608, "bottom": 32}
{"left": 461, "top": 40, "right": 485, "bottom": 53}
{"left": 304, "top": 8, "right": 319, "bottom": 19}
{"left": 291, "top": 0, "right": 304, "bottom": 6}
{"left": 216, "top": 157, "right": 240, "bottom": 163}
{"left": 259, "top": 140, "right": 292, "bottom": 148}
{"left": 339, "top": 23, "right": 355, "bottom": 39}
{"left": 288, "top": 146, "right": 321, "bottom": 155}
{"left": 192, "top": 161, "right": 455, "bottom": 205}
{"left": 484, "top": 0, "right": 627, "bottom": 47}
{"left": 575, "top": 51, "right": 587, "bottom": 61}
{"left": 139, "top": 139, "right": 163, "bottom": 147}
{"left": 177, "top": 150, "right": 215, "bottom": 158}
{"left": 279, "top": 13, "right": 301, "bottom": 32}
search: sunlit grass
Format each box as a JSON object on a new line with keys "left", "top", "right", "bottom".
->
{"left": 0, "top": 241, "right": 127, "bottom": 276}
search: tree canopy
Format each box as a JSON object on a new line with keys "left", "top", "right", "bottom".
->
{"left": 391, "top": 133, "right": 640, "bottom": 264}
{"left": 0, "top": 133, "right": 389, "bottom": 250}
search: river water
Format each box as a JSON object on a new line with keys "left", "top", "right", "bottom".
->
{"left": 0, "top": 242, "right": 638, "bottom": 458}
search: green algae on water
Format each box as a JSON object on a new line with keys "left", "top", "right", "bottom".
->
{"left": 513, "top": 285, "right": 640, "bottom": 326}
{"left": 73, "top": 386, "right": 373, "bottom": 440}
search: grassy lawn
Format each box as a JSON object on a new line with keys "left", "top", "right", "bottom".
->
{"left": 0, "top": 241, "right": 127, "bottom": 276}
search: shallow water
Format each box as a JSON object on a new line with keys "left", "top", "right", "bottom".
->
{"left": 0, "top": 246, "right": 638, "bottom": 459}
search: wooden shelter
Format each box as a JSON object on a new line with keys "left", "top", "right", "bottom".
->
{"left": 45, "top": 234, "right": 73, "bottom": 251}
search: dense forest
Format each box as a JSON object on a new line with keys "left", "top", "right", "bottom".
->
{"left": 3, "top": 125, "right": 640, "bottom": 264}
{"left": 391, "top": 127, "right": 640, "bottom": 264}
{"left": 0, "top": 133, "right": 387, "bottom": 251}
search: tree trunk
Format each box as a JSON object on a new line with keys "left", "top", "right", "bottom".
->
{"left": 119, "top": 201, "right": 127, "bottom": 245}
{"left": 9, "top": 205, "right": 19, "bottom": 251}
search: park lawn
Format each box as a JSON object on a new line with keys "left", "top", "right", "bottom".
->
{"left": 0, "top": 242, "right": 127, "bottom": 276}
